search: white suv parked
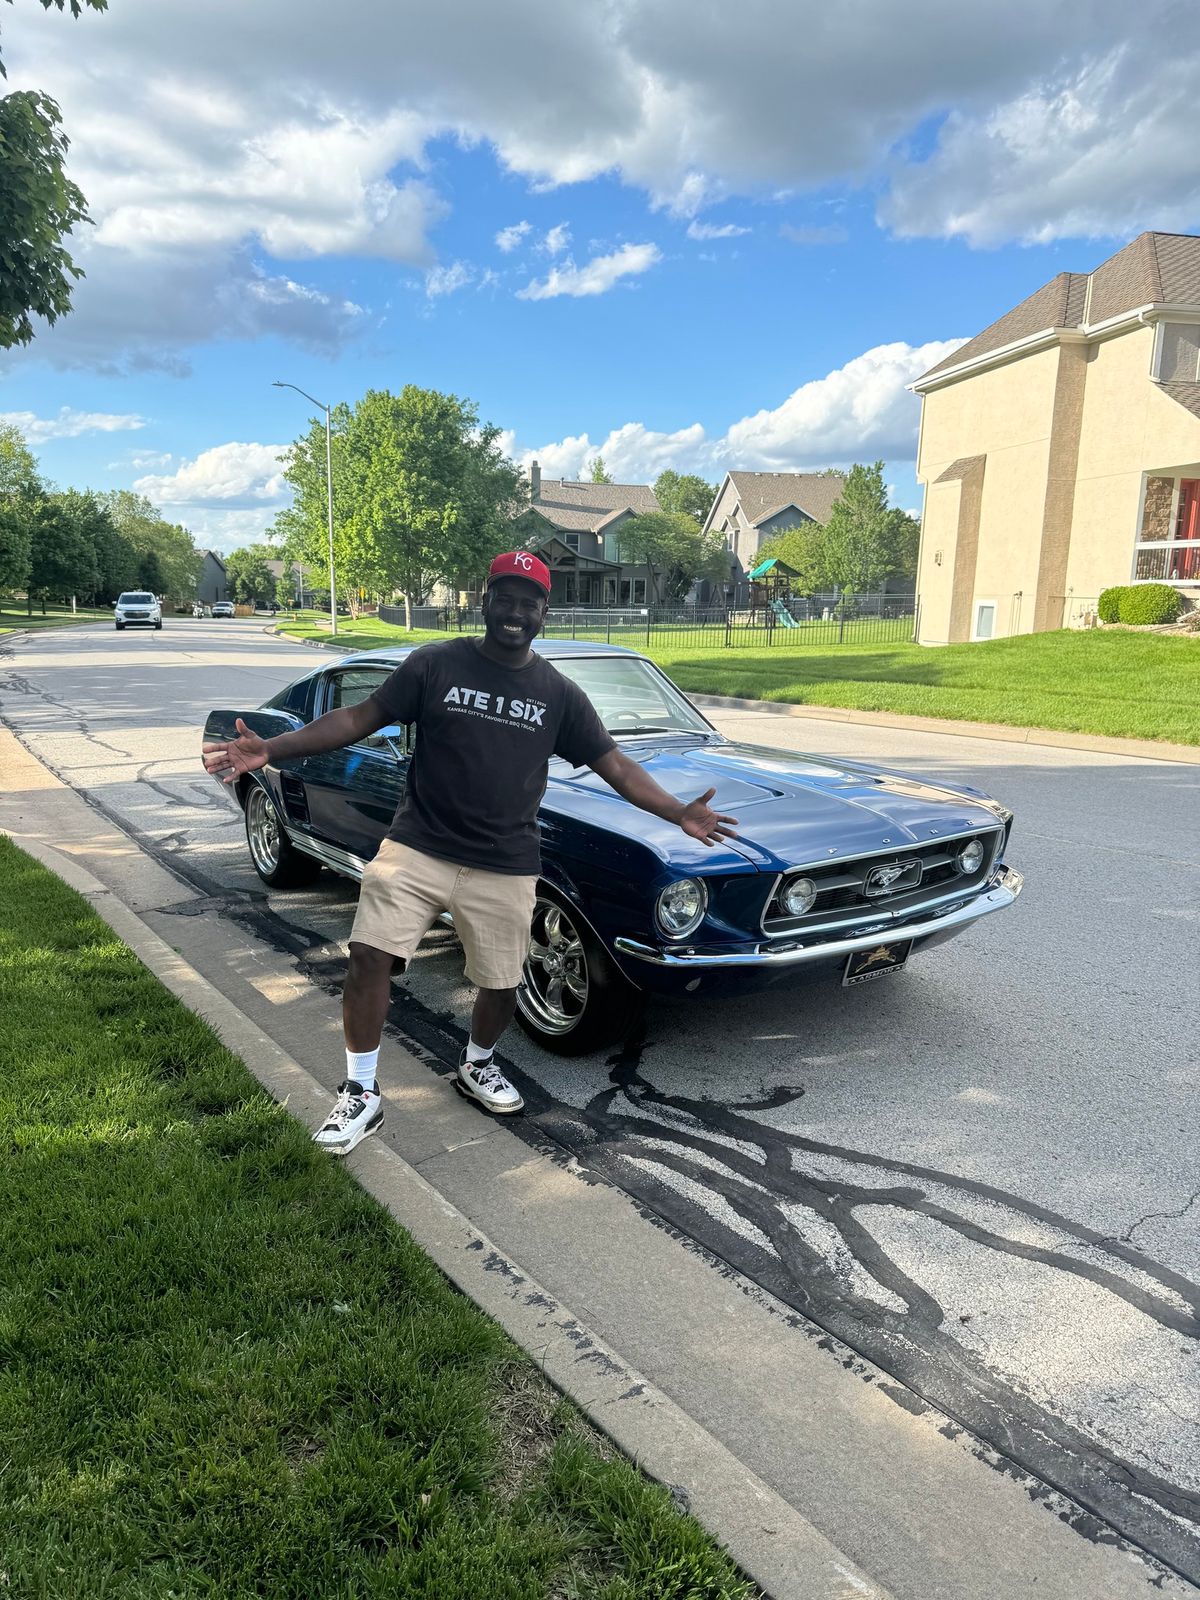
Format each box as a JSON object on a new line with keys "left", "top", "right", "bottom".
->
{"left": 114, "top": 591, "right": 163, "bottom": 630}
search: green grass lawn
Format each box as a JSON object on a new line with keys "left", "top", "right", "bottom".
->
{"left": 276, "top": 614, "right": 1200, "bottom": 745}
{"left": 0, "top": 838, "right": 753, "bottom": 1600}
{"left": 0, "top": 601, "right": 116, "bottom": 635}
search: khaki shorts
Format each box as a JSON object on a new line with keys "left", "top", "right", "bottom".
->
{"left": 350, "top": 839, "right": 537, "bottom": 990}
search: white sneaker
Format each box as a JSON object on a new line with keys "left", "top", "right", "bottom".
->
{"left": 313, "top": 1080, "right": 383, "bottom": 1155}
{"left": 455, "top": 1049, "right": 524, "bottom": 1115}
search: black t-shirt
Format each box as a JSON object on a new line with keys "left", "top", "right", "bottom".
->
{"left": 367, "top": 639, "right": 616, "bottom": 875}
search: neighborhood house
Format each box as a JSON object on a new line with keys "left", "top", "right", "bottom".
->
{"left": 509, "top": 461, "right": 660, "bottom": 607}
{"left": 914, "top": 230, "right": 1200, "bottom": 644}
{"left": 702, "top": 470, "right": 846, "bottom": 604}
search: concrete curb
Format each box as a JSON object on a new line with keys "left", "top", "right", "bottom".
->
{"left": 5, "top": 825, "right": 894, "bottom": 1600}
{"left": 268, "top": 629, "right": 1199, "bottom": 765}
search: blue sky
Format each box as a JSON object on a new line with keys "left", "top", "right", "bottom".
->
{"left": 3, "top": 0, "right": 1198, "bottom": 550}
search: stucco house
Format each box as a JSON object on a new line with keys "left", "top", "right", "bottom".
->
{"left": 701, "top": 471, "right": 846, "bottom": 602}
{"left": 509, "top": 461, "right": 660, "bottom": 606}
{"left": 912, "top": 231, "right": 1200, "bottom": 644}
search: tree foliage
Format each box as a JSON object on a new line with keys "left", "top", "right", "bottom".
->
{"left": 616, "top": 511, "right": 729, "bottom": 603}
{"left": 225, "top": 544, "right": 278, "bottom": 606}
{"left": 589, "top": 455, "right": 612, "bottom": 484}
{"left": 0, "top": 3, "right": 109, "bottom": 347}
{"left": 275, "top": 386, "right": 522, "bottom": 624}
{"left": 0, "top": 423, "right": 41, "bottom": 592}
{"left": 653, "top": 470, "right": 717, "bottom": 525}
{"left": 27, "top": 493, "right": 99, "bottom": 602}
{"left": 95, "top": 490, "right": 200, "bottom": 600}
{"left": 754, "top": 519, "right": 830, "bottom": 592}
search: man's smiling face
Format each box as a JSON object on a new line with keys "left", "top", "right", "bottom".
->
{"left": 482, "top": 577, "right": 547, "bottom": 654}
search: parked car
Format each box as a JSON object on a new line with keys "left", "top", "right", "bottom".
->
{"left": 114, "top": 591, "right": 162, "bottom": 630}
{"left": 211, "top": 601, "right": 236, "bottom": 618}
{"left": 203, "top": 643, "right": 1022, "bottom": 1054}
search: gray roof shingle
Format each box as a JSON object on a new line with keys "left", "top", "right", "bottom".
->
{"left": 525, "top": 478, "right": 660, "bottom": 533}
{"left": 726, "top": 470, "right": 845, "bottom": 526}
{"left": 918, "top": 232, "right": 1200, "bottom": 384}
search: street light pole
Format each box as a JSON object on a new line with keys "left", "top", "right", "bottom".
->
{"left": 272, "top": 380, "right": 337, "bottom": 637}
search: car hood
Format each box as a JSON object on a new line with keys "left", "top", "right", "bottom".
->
{"left": 545, "top": 736, "right": 1003, "bottom": 871}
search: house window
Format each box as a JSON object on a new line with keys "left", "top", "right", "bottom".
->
{"left": 620, "top": 580, "right": 631, "bottom": 604}
{"left": 1156, "top": 322, "right": 1200, "bottom": 383}
{"left": 603, "top": 578, "right": 617, "bottom": 604}
{"left": 565, "top": 533, "right": 579, "bottom": 550}
{"left": 973, "top": 601, "right": 996, "bottom": 641}
{"left": 564, "top": 579, "right": 576, "bottom": 603}
{"left": 633, "top": 579, "right": 646, "bottom": 604}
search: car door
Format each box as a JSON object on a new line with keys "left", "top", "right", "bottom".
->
{"left": 302, "top": 665, "right": 408, "bottom": 862}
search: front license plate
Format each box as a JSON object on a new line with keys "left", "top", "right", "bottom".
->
{"left": 843, "top": 940, "right": 912, "bottom": 986}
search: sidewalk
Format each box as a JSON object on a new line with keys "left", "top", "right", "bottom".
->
{"left": 1, "top": 723, "right": 1192, "bottom": 1600}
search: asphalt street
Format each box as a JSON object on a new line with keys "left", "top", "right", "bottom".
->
{"left": 3, "top": 617, "right": 1198, "bottom": 1586}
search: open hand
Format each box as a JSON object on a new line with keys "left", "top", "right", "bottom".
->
{"left": 202, "top": 717, "right": 270, "bottom": 784}
{"left": 679, "top": 786, "right": 738, "bottom": 846}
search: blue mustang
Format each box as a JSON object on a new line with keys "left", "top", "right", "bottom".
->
{"left": 204, "top": 641, "right": 1022, "bottom": 1054}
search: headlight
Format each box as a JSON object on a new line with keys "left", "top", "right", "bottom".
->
{"left": 955, "top": 837, "right": 986, "bottom": 875}
{"left": 781, "top": 875, "right": 818, "bottom": 916}
{"left": 655, "top": 878, "right": 707, "bottom": 939}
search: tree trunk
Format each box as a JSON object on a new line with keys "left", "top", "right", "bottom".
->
{"left": 403, "top": 591, "right": 413, "bottom": 630}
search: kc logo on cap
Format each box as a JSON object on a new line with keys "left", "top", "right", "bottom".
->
{"left": 488, "top": 551, "right": 551, "bottom": 594}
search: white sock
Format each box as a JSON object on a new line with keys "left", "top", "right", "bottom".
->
{"left": 465, "top": 1037, "right": 494, "bottom": 1064}
{"left": 346, "top": 1047, "right": 379, "bottom": 1093}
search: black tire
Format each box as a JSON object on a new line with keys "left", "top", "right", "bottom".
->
{"left": 115, "top": 622, "right": 124, "bottom": 630}
{"left": 515, "top": 886, "right": 642, "bottom": 1055}
{"left": 242, "top": 782, "right": 322, "bottom": 889}
{"left": 154, "top": 620, "right": 162, "bottom": 630}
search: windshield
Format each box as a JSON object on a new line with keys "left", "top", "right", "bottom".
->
{"left": 118, "top": 593, "right": 155, "bottom": 604}
{"left": 552, "top": 655, "right": 713, "bottom": 736}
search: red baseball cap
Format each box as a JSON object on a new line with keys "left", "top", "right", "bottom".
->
{"left": 487, "top": 550, "right": 551, "bottom": 595}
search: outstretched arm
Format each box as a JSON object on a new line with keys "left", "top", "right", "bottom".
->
{"left": 589, "top": 748, "right": 738, "bottom": 847}
{"left": 202, "top": 698, "right": 390, "bottom": 784}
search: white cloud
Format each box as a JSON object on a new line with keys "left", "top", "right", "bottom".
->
{"left": 425, "top": 260, "right": 474, "bottom": 296}
{"left": 686, "top": 221, "right": 750, "bottom": 240}
{"left": 0, "top": 407, "right": 146, "bottom": 444}
{"left": 514, "top": 338, "right": 965, "bottom": 482}
{"left": 883, "top": 45, "right": 1200, "bottom": 245}
{"left": 517, "top": 242, "right": 662, "bottom": 300}
{"left": 495, "top": 220, "right": 532, "bottom": 252}
{"left": 134, "top": 441, "right": 291, "bottom": 510}
{"left": 5, "top": 0, "right": 1194, "bottom": 372}
{"left": 540, "top": 223, "right": 572, "bottom": 255}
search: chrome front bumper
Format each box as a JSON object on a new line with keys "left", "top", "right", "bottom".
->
{"left": 614, "top": 865, "right": 1024, "bottom": 970}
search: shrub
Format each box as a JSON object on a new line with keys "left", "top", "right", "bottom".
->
{"left": 1120, "top": 583, "right": 1182, "bottom": 625}
{"left": 1098, "top": 587, "right": 1123, "bottom": 623}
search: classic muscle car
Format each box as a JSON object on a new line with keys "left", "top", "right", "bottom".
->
{"left": 204, "top": 642, "right": 1022, "bottom": 1054}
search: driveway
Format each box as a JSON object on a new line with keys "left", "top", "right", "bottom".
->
{"left": 3, "top": 618, "right": 1198, "bottom": 1591}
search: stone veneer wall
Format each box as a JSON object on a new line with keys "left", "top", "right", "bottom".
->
{"left": 1139, "top": 476, "right": 1174, "bottom": 540}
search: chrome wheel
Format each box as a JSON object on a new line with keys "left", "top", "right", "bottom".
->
{"left": 246, "top": 786, "right": 281, "bottom": 877}
{"left": 519, "top": 897, "right": 590, "bottom": 1036}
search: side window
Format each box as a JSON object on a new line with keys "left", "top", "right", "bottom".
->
{"left": 326, "top": 667, "right": 391, "bottom": 712}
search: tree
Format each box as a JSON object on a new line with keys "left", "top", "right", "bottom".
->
{"left": 0, "top": 3, "right": 109, "bottom": 348}
{"left": 755, "top": 520, "right": 831, "bottom": 593}
{"left": 49, "top": 487, "right": 113, "bottom": 601}
{"left": 821, "top": 461, "right": 896, "bottom": 593}
{"left": 589, "top": 454, "right": 612, "bottom": 484}
{"left": 278, "top": 387, "right": 523, "bottom": 628}
{"left": 96, "top": 490, "right": 201, "bottom": 600}
{"left": 0, "top": 422, "right": 42, "bottom": 600}
{"left": 225, "top": 544, "right": 277, "bottom": 606}
{"left": 272, "top": 403, "right": 355, "bottom": 611}
{"left": 653, "top": 469, "right": 718, "bottom": 525}
{"left": 617, "top": 511, "right": 729, "bottom": 604}
{"left": 881, "top": 507, "right": 920, "bottom": 581}
{"left": 26, "top": 495, "right": 98, "bottom": 611}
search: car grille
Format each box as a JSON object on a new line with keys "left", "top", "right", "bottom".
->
{"left": 762, "top": 828, "right": 1002, "bottom": 937}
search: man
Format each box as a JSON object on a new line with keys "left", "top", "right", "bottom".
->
{"left": 202, "top": 552, "right": 737, "bottom": 1154}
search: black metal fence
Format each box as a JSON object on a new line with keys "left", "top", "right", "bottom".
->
{"left": 378, "top": 594, "right": 919, "bottom": 649}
